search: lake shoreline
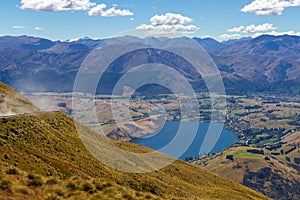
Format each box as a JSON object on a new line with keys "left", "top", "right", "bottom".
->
{"left": 131, "top": 121, "right": 238, "bottom": 160}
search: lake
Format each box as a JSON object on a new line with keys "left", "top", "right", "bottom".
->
{"left": 131, "top": 121, "right": 238, "bottom": 160}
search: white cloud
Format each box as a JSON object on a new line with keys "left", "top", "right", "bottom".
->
{"left": 150, "top": 13, "right": 193, "bottom": 26}
{"left": 34, "top": 27, "right": 43, "bottom": 31}
{"left": 137, "top": 24, "right": 198, "bottom": 35}
{"left": 228, "top": 23, "right": 276, "bottom": 34}
{"left": 88, "top": 4, "right": 133, "bottom": 16}
{"left": 224, "top": 23, "right": 300, "bottom": 38}
{"left": 219, "top": 34, "right": 241, "bottom": 39}
{"left": 20, "top": 0, "right": 95, "bottom": 11}
{"left": 137, "top": 13, "right": 198, "bottom": 35}
{"left": 241, "top": 0, "right": 300, "bottom": 15}
{"left": 20, "top": 0, "right": 133, "bottom": 17}
{"left": 12, "top": 25, "right": 26, "bottom": 29}
{"left": 253, "top": 30, "right": 300, "bottom": 37}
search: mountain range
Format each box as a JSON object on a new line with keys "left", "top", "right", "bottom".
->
{"left": 0, "top": 34, "right": 299, "bottom": 95}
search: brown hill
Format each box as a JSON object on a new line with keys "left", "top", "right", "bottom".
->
{"left": 192, "top": 134, "right": 300, "bottom": 199}
{"left": 0, "top": 82, "right": 39, "bottom": 116}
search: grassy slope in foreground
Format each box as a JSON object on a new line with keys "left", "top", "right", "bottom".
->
{"left": 0, "top": 111, "right": 269, "bottom": 199}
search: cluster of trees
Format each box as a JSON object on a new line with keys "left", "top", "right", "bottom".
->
{"left": 247, "top": 149, "right": 264, "bottom": 155}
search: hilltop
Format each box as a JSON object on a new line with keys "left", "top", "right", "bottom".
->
{"left": 0, "top": 83, "right": 269, "bottom": 199}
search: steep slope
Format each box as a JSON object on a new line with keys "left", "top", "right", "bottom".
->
{"left": 0, "top": 83, "right": 268, "bottom": 199}
{"left": 192, "top": 134, "right": 300, "bottom": 200}
{"left": 0, "top": 82, "right": 40, "bottom": 116}
{"left": 0, "top": 112, "right": 269, "bottom": 200}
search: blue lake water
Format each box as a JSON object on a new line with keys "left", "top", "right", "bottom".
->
{"left": 131, "top": 121, "right": 238, "bottom": 160}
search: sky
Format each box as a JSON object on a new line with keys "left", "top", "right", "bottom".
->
{"left": 0, "top": 0, "right": 300, "bottom": 41}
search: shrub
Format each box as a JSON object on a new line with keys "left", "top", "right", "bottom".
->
{"left": 27, "top": 174, "right": 35, "bottom": 180}
{"left": 285, "top": 146, "right": 296, "bottom": 154}
{"left": 135, "top": 191, "right": 142, "bottom": 197}
{"left": 28, "top": 176, "right": 43, "bottom": 187}
{"left": 247, "top": 149, "right": 264, "bottom": 155}
{"left": 7, "top": 168, "right": 18, "bottom": 175}
{"left": 54, "top": 189, "right": 64, "bottom": 197}
{"left": 81, "top": 182, "right": 94, "bottom": 193}
{"left": 271, "top": 152, "right": 280, "bottom": 155}
{"left": 233, "top": 164, "right": 242, "bottom": 169}
{"left": 46, "top": 178, "right": 58, "bottom": 185}
{"left": 122, "top": 193, "right": 134, "bottom": 200}
{"left": 264, "top": 157, "right": 270, "bottom": 161}
{"left": 226, "top": 155, "right": 234, "bottom": 161}
{"left": 66, "top": 182, "right": 78, "bottom": 191}
{"left": 17, "top": 188, "right": 29, "bottom": 195}
{"left": 95, "top": 182, "right": 112, "bottom": 191}
{"left": 0, "top": 179, "right": 12, "bottom": 192}
{"left": 280, "top": 149, "right": 284, "bottom": 155}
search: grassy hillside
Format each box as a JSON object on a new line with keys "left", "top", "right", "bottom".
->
{"left": 0, "top": 82, "right": 40, "bottom": 116}
{"left": 193, "top": 135, "right": 300, "bottom": 199}
{"left": 0, "top": 111, "right": 269, "bottom": 199}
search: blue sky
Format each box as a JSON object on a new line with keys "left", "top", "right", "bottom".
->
{"left": 0, "top": 0, "right": 300, "bottom": 41}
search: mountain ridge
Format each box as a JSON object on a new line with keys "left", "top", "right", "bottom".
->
{"left": 0, "top": 34, "right": 299, "bottom": 95}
